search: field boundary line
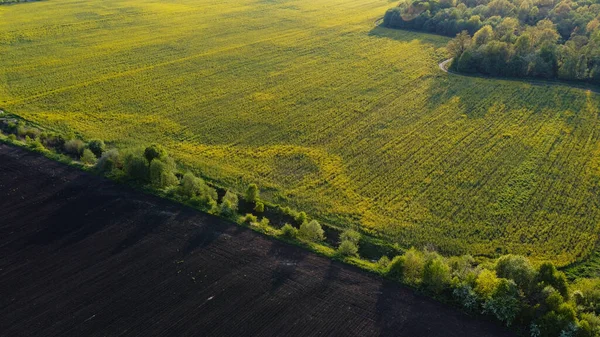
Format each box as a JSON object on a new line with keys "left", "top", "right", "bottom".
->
{"left": 438, "top": 58, "right": 600, "bottom": 95}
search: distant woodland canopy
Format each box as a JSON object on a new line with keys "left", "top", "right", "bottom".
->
{"left": 383, "top": 0, "right": 600, "bottom": 82}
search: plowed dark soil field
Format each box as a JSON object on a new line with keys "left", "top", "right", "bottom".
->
{"left": 0, "top": 144, "right": 514, "bottom": 337}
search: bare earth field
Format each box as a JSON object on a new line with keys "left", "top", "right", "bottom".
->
{"left": 0, "top": 144, "right": 514, "bottom": 337}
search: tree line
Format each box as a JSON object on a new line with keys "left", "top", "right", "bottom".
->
{"left": 383, "top": 0, "right": 600, "bottom": 82}
{"left": 4, "top": 119, "right": 600, "bottom": 336}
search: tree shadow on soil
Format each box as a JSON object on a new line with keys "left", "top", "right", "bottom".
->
{"left": 111, "top": 210, "right": 173, "bottom": 255}
{"left": 267, "top": 242, "right": 308, "bottom": 292}
{"left": 374, "top": 280, "right": 436, "bottom": 336}
{"left": 26, "top": 176, "right": 118, "bottom": 247}
{"left": 317, "top": 260, "right": 341, "bottom": 292}
{"left": 181, "top": 222, "right": 223, "bottom": 255}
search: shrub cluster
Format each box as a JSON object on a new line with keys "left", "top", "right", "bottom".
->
{"left": 0, "top": 120, "right": 105, "bottom": 164}
{"left": 385, "top": 249, "right": 600, "bottom": 335}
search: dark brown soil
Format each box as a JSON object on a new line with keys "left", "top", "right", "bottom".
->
{"left": 0, "top": 144, "right": 515, "bottom": 337}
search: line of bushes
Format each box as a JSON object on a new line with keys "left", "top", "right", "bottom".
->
{"left": 2, "top": 116, "right": 600, "bottom": 336}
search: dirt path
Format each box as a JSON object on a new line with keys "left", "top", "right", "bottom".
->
{"left": 0, "top": 144, "right": 515, "bottom": 337}
{"left": 439, "top": 58, "right": 453, "bottom": 73}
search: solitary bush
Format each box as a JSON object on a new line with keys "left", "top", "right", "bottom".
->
{"left": 337, "top": 240, "right": 358, "bottom": 257}
{"left": 87, "top": 139, "right": 105, "bottom": 157}
{"left": 149, "top": 157, "right": 178, "bottom": 188}
{"left": 254, "top": 201, "right": 264, "bottom": 213}
{"left": 280, "top": 223, "right": 299, "bottom": 239}
{"left": 80, "top": 149, "right": 97, "bottom": 165}
{"left": 245, "top": 183, "right": 259, "bottom": 202}
{"left": 144, "top": 144, "right": 166, "bottom": 164}
{"left": 340, "top": 229, "right": 361, "bottom": 245}
{"left": 64, "top": 139, "right": 85, "bottom": 156}
{"left": 299, "top": 220, "right": 324, "bottom": 242}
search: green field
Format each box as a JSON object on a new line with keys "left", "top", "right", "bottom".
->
{"left": 2, "top": 0, "right": 600, "bottom": 266}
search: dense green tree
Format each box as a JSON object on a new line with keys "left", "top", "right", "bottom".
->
{"left": 479, "top": 40, "right": 512, "bottom": 75}
{"left": 179, "top": 172, "right": 216, "bottom": 199}
{"left": 447, "top": 30, "right": 472, "bottom": 58}
{"left": 474, "top": 25, "right": 494, "bottom": 46}
{"left": 475, "top": 269, "right": 501, "bottom": 298}
{"left": 219, "top": 190, "right": 239, "bottom": 217}
{"left": 535, "top": 262, "right": 569, "bottom": 298}
{"left": 280, "top": 223, "right": 299, "bottom": 239}
{"left": 80, "top": 149, "right": 97, "bottom": 165}
{"left": 340, "top": 229, "right": 361, "bottom": 245}
{"left": 483, "top": 279, "right": 521, "bottom": 326}
{"left": 87, "top": 139, "right": 105, "bottom": 158}
{"left": 95, "top": 149, "right": 121, "bottom": 173}
{"left": 299, "top": 220, "right": 325, "bottom": 242}
{"left": 245, "top": 183, "right": 259, "bottom": 202}
{"left": 144, "top": 144, "right": 166, "bottom": 165}
{"left": 149, "top": 157, "right": 178, "bottom": 188}
{"left": 387, "top": 255, "right": 406, "bottom": 280}
{"left": 64, "top": 139, "right": 85, "bottom": 156}
{"left": 495, "top": 254, "right": 535, "bottom": 293}
{"left": 254, "top": 201, "right": 265, "bottom": 213}
{"left": 402, "top": 247, "right": 425, "bottom": 285}
{"left": 422, "top": 253, "right": 451, "bottom": 294}
{"left": 337, "top": 240, "right": 358, "bottom": 257}
{"left": 124, "top": 151, "right": 149, "bottom": 182}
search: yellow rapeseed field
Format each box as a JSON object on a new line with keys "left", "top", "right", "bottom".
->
{"left": 2, "top": 0, "right": 600, "bottom": 265}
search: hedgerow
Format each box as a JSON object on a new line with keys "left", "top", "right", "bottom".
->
{"left": 3, "top": 123, "right": 600, "bottom": 336}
